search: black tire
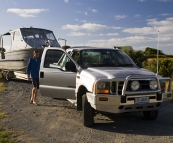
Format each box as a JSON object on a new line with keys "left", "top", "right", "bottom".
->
{"left": 143, "top": 110, "right": 158, "bottom": 120}
{"left": 82, "top": 94, "right": 94, "bottom": 127}
{"left": 77, "top": 94, "right": 82, "bottom": 111}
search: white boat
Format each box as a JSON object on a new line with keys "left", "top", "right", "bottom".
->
{"left": 0, "top": 27, "right": 61, "bottom": 72}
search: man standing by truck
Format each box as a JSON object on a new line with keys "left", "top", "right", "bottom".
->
{"left": 26, "top": 50, "right": 41, "bottom": 105}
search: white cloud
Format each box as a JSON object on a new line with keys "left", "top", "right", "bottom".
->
{"left": 7, "top": 8, "right": 48, "bottom": 17}
{"left": 138, "top": 0, "right": 146, "bottom": 2}
{"left": 75, "top": 19, "right": 87, "bottom": 23}
{"left": 123, "top": 17, "right": 173, "bottom": 35}
{"left": 67, "top": 32, "right": 90, "bottom": 36}
{"left": 98, "top": 33, "right": 119, "bottom": 36}
{"left": 84, "top": 12, "right": 88, "bottom": 15}
{"left": 67, "top": 17, "right": 173, "bottom": 54}
{"left": 91, "top": 9, "right": 98, "bottom": 13}
{"left": 134, "top": 14, "right": 141, "bottom": 18}
{"left": 99, "top": 34, "right": 104, "bottom": 36}
{"left": 107, "top": 33, "right": 119, "bottom": 36}
{"left": 87, "top": 36, "right": 152, "bottom": 47}
{"left": 160, "top": 13, "right": 171, "bottom": 16}
{"left": 111, "top": 26, "right": 122, "bottom": 30}
{"left": 159, "top": 0, "right": 170, "bottom": 2}
{"left": 62, "top": 23, "right": 107, "bottom": 31}
{"left": 114, "top": 15, "right": 127, "bottom": 20}
{"left": 64, "top": 0, "right": 68, "bottom": 3}
{"left": 88, "top": 7, "right": 98, "bottom": 13}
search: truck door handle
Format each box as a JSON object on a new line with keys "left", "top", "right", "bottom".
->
{"left": 40, "top": 71, "right": 44, "bottom": 78}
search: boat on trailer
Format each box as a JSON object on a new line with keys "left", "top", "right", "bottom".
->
{"left": 0, "top": 27, "right": 61, "bottom": 80}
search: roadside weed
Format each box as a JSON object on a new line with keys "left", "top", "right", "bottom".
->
{"left": 0, "top": 113, "right": 7, "bottom": 119}
{"left": 0, "top": 74, "right": 6, "bottom": 92}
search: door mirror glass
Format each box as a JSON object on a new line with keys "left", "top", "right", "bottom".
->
{"left": 65, "top": 61, "right": 76, "bottom": 72}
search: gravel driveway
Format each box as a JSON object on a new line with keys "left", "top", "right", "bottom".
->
{"left": 0, "top": 79, "right": 173, "bottom": 143}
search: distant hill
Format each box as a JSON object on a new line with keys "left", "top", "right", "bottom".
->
{"left": 113, "top": 46, "right": 133, "bottom": 51}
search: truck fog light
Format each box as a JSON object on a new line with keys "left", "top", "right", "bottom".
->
{"left": 130, "top": 81, "right": 140, "bottom": 91}
{"left": 149, "top": 80, "right": 158, "bottom": 90}
{"left": 99, "top": 97, "right": 108, "bottom": 101}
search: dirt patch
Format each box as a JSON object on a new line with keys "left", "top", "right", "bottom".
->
{"left": 1, "top": 79, "right": 173, "bottom": 143}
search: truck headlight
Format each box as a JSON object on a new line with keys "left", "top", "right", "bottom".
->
{"left": 149, "top": 80, "right": 158, "bottom": 90}
{"left": 130, "top": 81, "right": 140, "bottom": 91}
{"left": 97, "top": 82, "right": 110, "bottom": 94}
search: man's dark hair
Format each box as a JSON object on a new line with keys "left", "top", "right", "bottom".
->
{"left": 33, "top": 50, "right": 39, "bottom": 54}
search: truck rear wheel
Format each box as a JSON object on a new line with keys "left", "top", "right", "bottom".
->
{"left": 143, "top": 110, "right": 158, "bottom": 120}
{"left": 82, "top": 94, "right": 94, "bottom": 127}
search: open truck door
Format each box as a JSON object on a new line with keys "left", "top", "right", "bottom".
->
{"left": 39, "top": 48, "right": 77, "bottom": 99}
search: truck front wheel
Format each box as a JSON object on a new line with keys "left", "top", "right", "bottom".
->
{"left": 143, "top": 110, "right": 158, "bottom": 120}
{"left": 82, "top": 94, "right": 94, "bottom": 127}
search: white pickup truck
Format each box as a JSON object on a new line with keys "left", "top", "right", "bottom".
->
{"left": 39, "top": 46, "right": 172, "bottom": 127}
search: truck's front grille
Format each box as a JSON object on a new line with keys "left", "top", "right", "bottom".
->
{"left": 110, "top": 79, "right": 158, "bottom": 95}
{"left": 126, "top": 80, "right": 152, "bottom": 91}
{"left": 111, "top": 81, "right": 124, "bottom": 95}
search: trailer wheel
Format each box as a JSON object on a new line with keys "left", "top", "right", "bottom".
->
{"left": 82, "top": 94, "right": 94, "bottom": 127}
{"left": 5, "top": 71, "right": 11, "bottom": 81}
{"left": 143, "top": 110, "right": 158, "bottom": 120}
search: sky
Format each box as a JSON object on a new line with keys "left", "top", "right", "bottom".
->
{"left": 0, "top": 0, "right": 173, "bottom": 54}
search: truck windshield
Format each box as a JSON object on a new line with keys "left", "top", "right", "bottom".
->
{"left": 81, "top": 49, "right": 135, "bottom": 68}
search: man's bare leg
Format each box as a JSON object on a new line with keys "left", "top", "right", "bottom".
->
{"left": 32, "top": 88, "right": 38, "bottom": 105}
{"left": 30, "top": 88, "right": 36, "bottom": 103}
{"left": 33, "top": 88, "right": 38, "bottom": 102}
{"left": 30, "top": 88, "right": 34, "bottom": 102}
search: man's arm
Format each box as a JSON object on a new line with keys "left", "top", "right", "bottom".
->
{"left": 26, "top": 58, "right": 31, "bottom": 79}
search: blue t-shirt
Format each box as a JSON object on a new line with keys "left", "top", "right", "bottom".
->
{"left": 26, "top": 57, "right": 41, "bottom": 78}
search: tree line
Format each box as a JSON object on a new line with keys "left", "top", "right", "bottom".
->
{"left": 124, "top": 47, "right": 173, "bottom": 79}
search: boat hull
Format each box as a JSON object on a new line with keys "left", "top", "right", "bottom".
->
{"left": 0, "top": 48, "right": 44, "bottom": 72}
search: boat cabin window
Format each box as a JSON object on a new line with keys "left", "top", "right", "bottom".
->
{"left": 13, "top": 31, "right": 22, "bottom": 41}
{"left": 44, "top": 30, "right": 56, "bottom": 40}
{"left": 33, "top": 29, "right": 46, "bottom": 39}
{"left": 21, "top": 29, "right": 34, "bottom": 39}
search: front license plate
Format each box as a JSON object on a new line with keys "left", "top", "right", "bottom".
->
{"left": 135, "top": 97, "right": 149, "bottom": 103}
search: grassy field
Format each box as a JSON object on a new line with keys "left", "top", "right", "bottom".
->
{"left": 147, "top": 57, "right": 173, "bottom": 62}
{"left": 0, "top": 111, "right": 18, "bottom": 143}
{"left": 0, "top": 75, "right": 18, "bottom": 143}
{"left": 0, "top": 75, "right": 6, "bottom": 92}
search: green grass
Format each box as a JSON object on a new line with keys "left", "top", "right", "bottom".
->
{"left": 0, "top": 113, "right": 18, "bottom": 143}
{"left": 0, "top": 113, "right": 7, "bottom": 119}
{"left": 0, "top": 74, "right": 6, "bottom": 92}
{"left": 0, "top": 128, "right": 17, "bottom": 143}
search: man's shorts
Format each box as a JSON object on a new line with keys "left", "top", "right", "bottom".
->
{"left": 31, "top": 78, "right": 39, "bottom": 89}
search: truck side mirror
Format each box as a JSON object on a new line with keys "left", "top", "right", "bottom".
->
{"left": 136, "top": 62, "right": 142, "bottom": 68}
{"left": 65, "top": 61, "right": 76, "bottom": 72}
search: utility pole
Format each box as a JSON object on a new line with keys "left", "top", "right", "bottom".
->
{"left": 156, "top": 31, "right": 159, "bottom": 75}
